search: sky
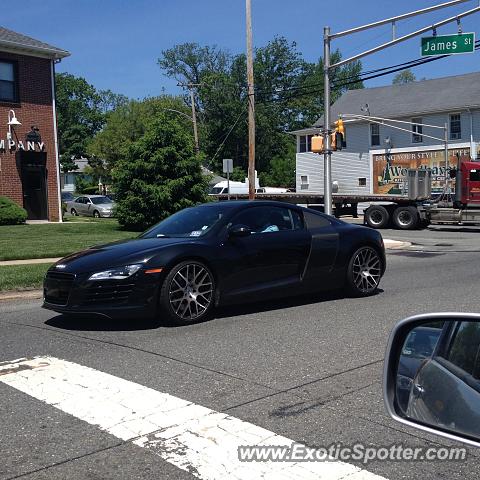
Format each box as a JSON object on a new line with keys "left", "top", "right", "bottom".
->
{"left": 4, "top": 0, "right": 480, "bottom": 99}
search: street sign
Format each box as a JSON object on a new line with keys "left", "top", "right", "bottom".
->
{"left": 421, "top": 32, "right": 475, "bottom": 56}
{"left": 223, "top": 158, "right": 233, "bottom": 174}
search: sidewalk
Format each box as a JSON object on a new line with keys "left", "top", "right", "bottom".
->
{"left": 0, "top": 257, "right": 61, "bottom": 266}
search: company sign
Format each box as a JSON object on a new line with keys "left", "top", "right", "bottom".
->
{"left": 372, "top": 147, "right": 471, "bottom": 195}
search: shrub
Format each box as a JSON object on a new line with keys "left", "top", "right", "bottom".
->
{"left": 112, "top": 113, "right": 209, "bottom": 231}
{"left": 0, "top": 196, "right": 28, "bottom": 225}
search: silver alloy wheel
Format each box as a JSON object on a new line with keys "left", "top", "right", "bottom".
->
{"left": 168, "top": 263, "right": 213, "bottom": 321}
{"left": 352, "top": 247, "right": 382, "bottom": 293}
{"left": 397, "top": 209, "right": 413, "bottom": 227}
{"left": 93, "top": 210, "right": 100, "bottom": 218}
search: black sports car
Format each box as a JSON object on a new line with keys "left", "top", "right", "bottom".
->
{"left": 43, "top": 201, "right": 386, "bottom": 325}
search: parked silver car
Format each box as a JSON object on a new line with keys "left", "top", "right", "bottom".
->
{"left": 67, "top": 195, "right": 116, "bottom": 218}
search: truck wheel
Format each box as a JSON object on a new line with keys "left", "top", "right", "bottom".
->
{"left": 365, "top": 205, "right": 390, "bottom": 229}
{"left": 392, "top": 206, "right": 418, "bottom": 230}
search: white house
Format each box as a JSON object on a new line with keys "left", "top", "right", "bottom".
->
{"left": 292, "top": 72, "right": 480, "bottom": 196}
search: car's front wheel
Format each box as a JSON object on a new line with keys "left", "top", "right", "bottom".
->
{"left": 159, "top": 261, "right": 215, "bottom": 325}
{"left": 93, "top": 210, "right": 101, "bottom": 218}
{"left": 346, "top": 246, "right": 382, "bottom": 297}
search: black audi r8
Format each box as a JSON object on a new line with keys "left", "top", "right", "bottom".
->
{"left": 43, "top": 201, "right": 386, "bottom": 325}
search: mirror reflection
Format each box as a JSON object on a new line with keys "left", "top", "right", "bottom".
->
{"left": 396, "top": 320, "right": 480, "bottom": 441}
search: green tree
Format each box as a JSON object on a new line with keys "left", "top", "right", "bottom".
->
{"left": 158, "top": 38, "right": 363, "bottom": 181}
{"left": 55, "top": 73, "right": 128, "bottom": 173}
{"left": 392, "top": 69, "right": 416, "bottom": 85}
{"left": 112, "top": 111, "right": 209, "bottom": 231}
{"left": 88, "top": 96, "right": 194, "bottom": 173}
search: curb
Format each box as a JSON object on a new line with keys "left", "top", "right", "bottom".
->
{"left": 384, "top": 239, "right": 411, "bottom": 250}
{"left": 0, "top": 290, "right": 43, "bottom": 302}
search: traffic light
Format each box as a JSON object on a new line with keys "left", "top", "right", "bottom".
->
{"left": 335, "top": 118, "right": 345, "bottom": 135}
{"left": 311, "top": 135, "right": 324, "bottom": 153}
{"left": 330, "top": 131, "right": 343, "bottom": 151}
{"left": 330, "top": 118, "right": 344, "bottom": 151}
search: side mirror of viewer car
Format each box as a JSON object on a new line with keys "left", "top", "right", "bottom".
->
{"left": 383, "top": 312, "right": 480, "bottom": 447}
{"left": 228, "top": 224, "right": 252, "bottom": 238}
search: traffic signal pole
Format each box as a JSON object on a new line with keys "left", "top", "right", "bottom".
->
{"left": 321, "top": 0, "right": 479, "bottom": 216}
{"left": 323, "top": 26, "right": 332, "bottom": 215}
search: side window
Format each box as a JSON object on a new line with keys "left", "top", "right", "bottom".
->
{"left": 230, "top": 206, "right": 294, "bottom": 234}
{"left": 303, "top": 210, "right": 331, "bottom": 229}
{"left": 445, "top": 322, "right": 480, "bottom": 377}
{"left": 290, "top": 209, "right": 304, "bottom": 230}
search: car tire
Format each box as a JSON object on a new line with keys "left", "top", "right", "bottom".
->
{"left": 158, "top": 260, "right": 215, "bottom": 325}
{"left": 392, "top": 206, "right": 418, "bottom": 230}
{"left": 93, "top": 210, "right": 101, "bottom": 218}
{"left": 71, "top": 208, "right": 78, "bottom": 216}
{"left": 346, "top": 246, "right": 383, "bottom": 297}
{"left": 364, "top": 205, "right": 390, "bottom": 229}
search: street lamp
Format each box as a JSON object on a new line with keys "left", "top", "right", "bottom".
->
{"left": 7, "top": 109, "right": 21, "bottom": 143}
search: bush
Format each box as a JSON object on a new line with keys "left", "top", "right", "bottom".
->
{"left": 112, "top": 113, "right": 209, "bottom": 231}
{"left": 0, "top": 196, "right": 27, "bottom": 225}
{"left": 80, "top": 185, "right": 100, "bottom": 195}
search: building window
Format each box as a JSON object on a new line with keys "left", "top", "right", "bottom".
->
{"left": 370, "top": 123, "right": 380, "bottom": 146}
{"left": 300, "top": 175, "right": 309, "bottom": 190}
{"left": 450, "top": 114, "right": 461, "bottom": 140}
{"left": 299, "top": 135, "right": 306, "bottom": 153}
{"left": 0, "top": 61, "right": 17, "bottom": 102}
{"left": 358, "top": 177, "right": 367, "bottom": 187}
{"left": 412, "top": 117, "right": 423, "bottom": 143}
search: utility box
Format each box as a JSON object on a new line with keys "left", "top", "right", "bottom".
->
{"left": 408, "top": 169, "right": 432, "bottom": 200}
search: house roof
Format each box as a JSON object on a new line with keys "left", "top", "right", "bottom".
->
{"left": 314, "top": 71, "right": 480, "bottom": 127}
{"left": 0, "top": 26, "right": 70, "bottom": 59}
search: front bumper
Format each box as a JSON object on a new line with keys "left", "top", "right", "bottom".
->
{"left": 42, "top": 270, "right": 161, "bottom": 319}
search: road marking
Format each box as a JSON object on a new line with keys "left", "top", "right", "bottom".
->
{"left": 0, "top": 357, "right": 386, "bottom": 480}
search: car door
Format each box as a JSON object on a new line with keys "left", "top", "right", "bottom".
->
{"left": 300, "top": 210, "right": 339, "bottom": 287}
{"left": 221, "top": 205, "right": 310, "bottom": 296}
{"left": 407, "top": 321, "right": 480, "bottom": 439}
{"left": 84, "top": 197, "right": 94, "bottom": 216}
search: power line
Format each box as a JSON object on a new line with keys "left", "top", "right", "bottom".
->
{"left": 256, "top": 41, "right": 479, "bottom": 104}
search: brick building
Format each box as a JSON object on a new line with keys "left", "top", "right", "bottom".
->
{"left": 0, "top": 27, "right": 69, "bottom": 221}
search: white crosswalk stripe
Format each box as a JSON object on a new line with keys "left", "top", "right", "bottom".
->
{"left": 0, "top": 356, "right": 387, "bottom": 480}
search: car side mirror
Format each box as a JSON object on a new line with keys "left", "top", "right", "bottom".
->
{"left": 228, "top": 224, "right": 252, "bottom": 238}
{"left": 384, "top": 312, "right": 480, "bottom": 447}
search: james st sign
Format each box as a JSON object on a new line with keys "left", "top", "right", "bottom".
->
{"left": 421, "top": 32, "right": 475, "bottom": 56}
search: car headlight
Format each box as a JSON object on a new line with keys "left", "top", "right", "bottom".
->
{"left": 88, "top": 264, "right": 142, "bottom": 281}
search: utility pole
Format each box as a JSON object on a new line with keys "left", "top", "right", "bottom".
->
{"left": 178, "top": 83, "right": 201, "bottom": 155}
{"left": 246, "top": 0, "right": 256, "bottom": 200}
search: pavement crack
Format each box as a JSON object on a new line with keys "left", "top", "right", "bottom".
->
{"left": 4, "top": 442, "right": 124, "bottom": 480}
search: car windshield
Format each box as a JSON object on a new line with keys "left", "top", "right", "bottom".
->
{"left": 90, "top": 196, "right": 113, "bottom": 205}
{"left": 210, "top": 187, "right": 224, "bottom": 194}
{"left": 141, "top": 205, "right": 228, "bottom": 238}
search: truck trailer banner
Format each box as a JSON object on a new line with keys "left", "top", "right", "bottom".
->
{"left": 372, "top": 147, "right": 471, "bottom": 195}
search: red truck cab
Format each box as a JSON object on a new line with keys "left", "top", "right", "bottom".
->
{"left": 460, "top": 161, "right": 480, "bottom": 206}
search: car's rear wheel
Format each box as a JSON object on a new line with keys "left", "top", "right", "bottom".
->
{"left": 159, "top": 261, "right": 215, "bottom": 325}
{"left": 71, "top": 208, "right": 78, "bottom": 216}
{"left": 346, "top": 246, "right": 382, "bottom": 297}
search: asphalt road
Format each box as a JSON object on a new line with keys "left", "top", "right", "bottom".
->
{"left": 1, "top": 226, "right": 480, "bottom": 480}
